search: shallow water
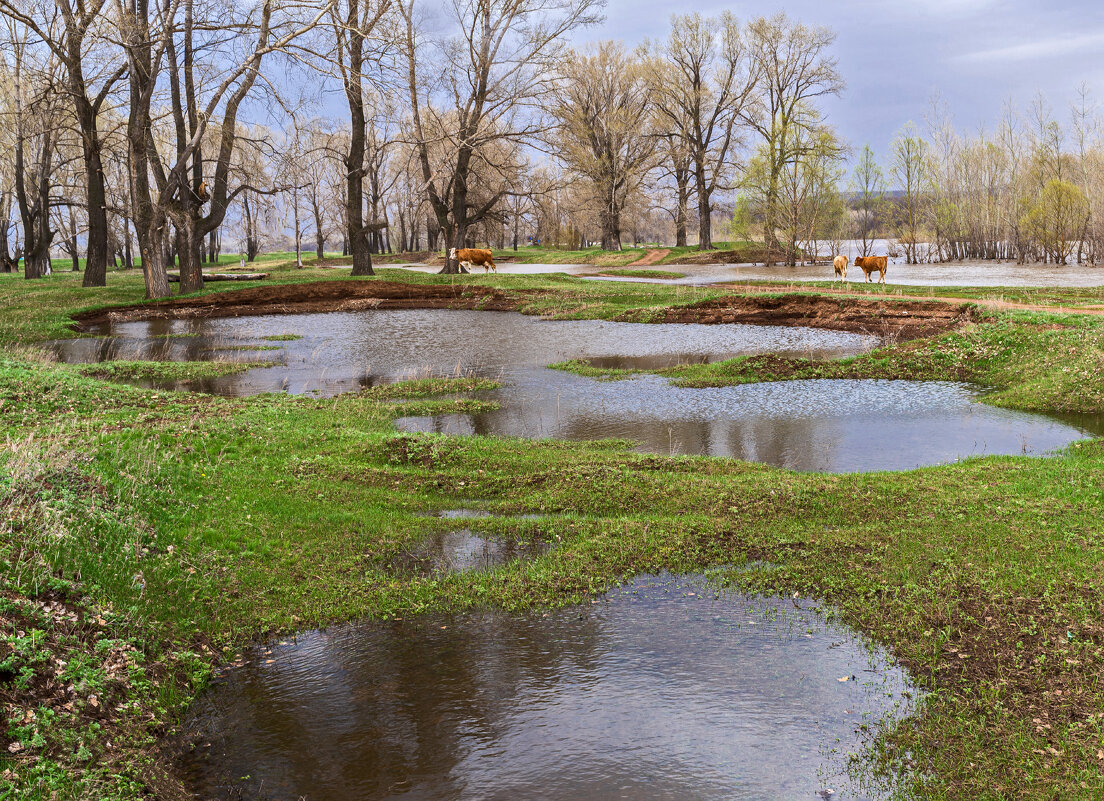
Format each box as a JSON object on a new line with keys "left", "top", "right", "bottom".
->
{"left": 56, "top": 309, "right": 873, "bottom": 396}
{"left": 52, "top": 309, "right": 1102, "bottom": 471}
{"left": 181, "top": 575, "right": 915, "bottom": 801}
{"left": 392, "top": 255, "right": 1104, "bottom": 287}
{"left": 398, "top": 376, "right": 1103, "bottom": 472}
{"left": 392, "top": 529, "right": 551, "bottom": 575}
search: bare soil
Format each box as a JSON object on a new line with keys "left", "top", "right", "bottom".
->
{"left": 625, "top": 293, "right": 978, "bottom": 339}
{"left": 71, "top": 281, "right": 521, "bottom": 328}
{"left": 627, "top": 249, "right": 671, "bottom": 267}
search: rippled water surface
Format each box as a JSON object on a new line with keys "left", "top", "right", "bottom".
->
{"left": 53, "top": 309, "right": 1101, "bottom": 471}
{"left": 181, "top": 575, "right": 915, "bottom": 801}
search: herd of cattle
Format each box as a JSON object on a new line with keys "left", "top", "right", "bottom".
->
{"left": 833, "top": 255, "right": 888, "bottom": 284}
{"left": 450, "top": 246, "right": 887, "bottom": 284}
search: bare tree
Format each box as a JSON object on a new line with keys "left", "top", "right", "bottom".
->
{"left": 115, "top": 0, "right": 332, "bottom": 298}
{"left": 646, "top": 12, "right": 758, "bottom": 250}
{"left": 396, "top": 0, "right": 601, "bottom": 273}
{"left": 552, "top": 41, "right": 656, "bottom": 251}
{"left": 889, "top": 122, "right": 933, "bottom": 264}
{"left": 0, "top": 0, "right": 127, "bottom": 286}
{"left": 744, "top": 12, "right": 843, "bottom": 259}
{"left": 330, "top": 0, "right": 391, "bottom": 275}
{"left": 850, "top": 144, "right": 885, "bottom": 258}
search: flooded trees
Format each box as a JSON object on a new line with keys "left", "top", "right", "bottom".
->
{"left": 552, "top": 42, "right": 656, "bottom": 252}
{"left": 1022, "top": 180, "right": 1090, "bottom": 264}
{"left": 889, "top": 123, "right": 933, "bottom": 264}
{"left": 851, "top": 146, "right": 886, "bottom": 259}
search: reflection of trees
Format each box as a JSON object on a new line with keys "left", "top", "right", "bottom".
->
{"left": 193, "top": 612, "right": 606, "bottom": 798}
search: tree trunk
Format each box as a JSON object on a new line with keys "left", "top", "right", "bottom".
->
{"left": 81, "top": 145, "right": 110, "bottom": 286}
{"left": 694, "top": 160, "right": 713, "bottom": 250}
{"left": 599, "top": 204, "right": 622, "bottom": 251}
{"left": 674, "top": 167, "right": 689, "bottom": 248}
{"left": 177, "top": 218, "right": 204, "bottom": 294}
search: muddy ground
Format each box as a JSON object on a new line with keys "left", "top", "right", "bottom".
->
{"left": 70, "top": 280, "right": 978, "bottom": 340}
{"left": 637, "top": 293, "right": 979, "bottom": 340}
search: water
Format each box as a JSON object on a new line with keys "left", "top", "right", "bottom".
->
{"left": 389, "top": 247, "right": 1104, "bottom": 287}
{"left": 398, "top": 377, "right": 1103, "bottom": 472}
{"left": 52, "top": 309, "right": 1101, "bottom": 471}
{"left": 392, "top": 529, "right": 551, "bottom": 575}
{"left": 181, "top": 575, "right": 915, "bottom": 801}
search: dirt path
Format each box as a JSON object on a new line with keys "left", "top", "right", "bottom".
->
{"left": 713, "top": 282, "right": 1104, "bottom": 317}
{"left": 627, "top": 249, "right": 671, "bottom": 267}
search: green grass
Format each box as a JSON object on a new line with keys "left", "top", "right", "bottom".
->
{"left": 3, "top": 264, "right": 1104, "bottom": 798}
{"left": 74, "top": 359, "right": 278, "bottom": 383}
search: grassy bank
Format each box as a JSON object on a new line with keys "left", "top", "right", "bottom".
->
{"left": 2, "top": 268, "right": 1104, "bottom": 799}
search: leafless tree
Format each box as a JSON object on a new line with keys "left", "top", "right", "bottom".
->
{"left": 552, "top": 41, "right": 656, "bottom": 251}
{"left": 646, "top": 12, "right": 758, "bottom": 250}
{"left": 744, "top": 12, "right": 843, "bottom": 258}
{"left": 396, "top": 0, "right": 601, "bottom": 273}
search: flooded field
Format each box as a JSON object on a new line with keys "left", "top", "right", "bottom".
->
{"left": 53, "top": 309, "right": 1101, "bottom": 472}
{"left": 181, "top": 574, "right": 915, "bottom": 801}
{"left": 391, "top": 258, "right": 1104, "bottom": 287}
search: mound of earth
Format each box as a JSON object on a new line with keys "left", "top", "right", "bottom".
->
{"left": 622, "top": 294, "right": 977, "bottom": 339}
{"left": 72, "top": 280, "right": 519, "bottom": 328}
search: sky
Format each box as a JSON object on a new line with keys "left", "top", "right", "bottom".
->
{"left": 586, "top": 0, "right": 1104, "bottom": 167}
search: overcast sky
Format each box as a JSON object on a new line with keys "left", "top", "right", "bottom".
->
{"left": 586, "top": 0, "right": 1104, "bottom": 168}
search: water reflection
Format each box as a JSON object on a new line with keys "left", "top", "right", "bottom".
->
{"left": 50, "top": 309, "right": 1102, "bottom": 471}
{"left": 397, "top": 377, "right": 1104, "bottom": 472}
{"left": 182, "top": 575, "right": 914, "bottom": 801}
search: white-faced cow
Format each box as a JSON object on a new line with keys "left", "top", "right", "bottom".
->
{"left": 449, "top": 247, "right": 497, "bottom": 273}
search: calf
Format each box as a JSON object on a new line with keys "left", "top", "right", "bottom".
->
{"left": 832, "top": 255, "right": 847, "bottom": 282}
{"left": 449, "top": 247, "right": 497, "bottom": 274}
{"left": 853, "top": 255, "right": 888, "bottom": 284}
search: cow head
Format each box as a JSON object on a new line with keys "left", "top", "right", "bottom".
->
{"left": 448, "top": 247, "right": 457, "bottom": 259}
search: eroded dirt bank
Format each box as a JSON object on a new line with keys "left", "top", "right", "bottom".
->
{"left": 624, "top": 294, "right": 978, "bottom": 339}
{"left": 71, "top": 280, "right": 519, "bottom": 327}
{"left": 71, "top": 279, "right": 978, "bottom": 340}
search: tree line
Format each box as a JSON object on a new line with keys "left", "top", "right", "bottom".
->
{"left": 0, "top": 1, "right": 1100, "bottom": 300}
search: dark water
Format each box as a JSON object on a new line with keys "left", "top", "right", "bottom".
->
{"left": 52, "top": 309, "right": 1102, "bottom": 471}
{"left": 181, "top": 575, "right": 914, "bottom": 801}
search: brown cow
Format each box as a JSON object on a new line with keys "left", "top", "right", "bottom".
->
{"left": 853, "top": 255, "right": 888, "bottom": 284}
{"left": 449, "top": 247, "right": 497, "bottom": 273}
{"left": 832, "top": 255, "right": 847, "bottom": 282}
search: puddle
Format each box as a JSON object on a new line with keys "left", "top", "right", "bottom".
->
{"left": 50, "top": 309, "right": 1101, "bottom": 471}
{"left": 393, "top": 529, "right": 550, "bottom": 575}
{"left": 417, "top": 509, "right": 495, "bottom": 519}
{"left": 181, "top": 574, "right": 915, "bottom": 801}
{"left": 397, "top": 377, "right": 1103, "bottom": 472}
